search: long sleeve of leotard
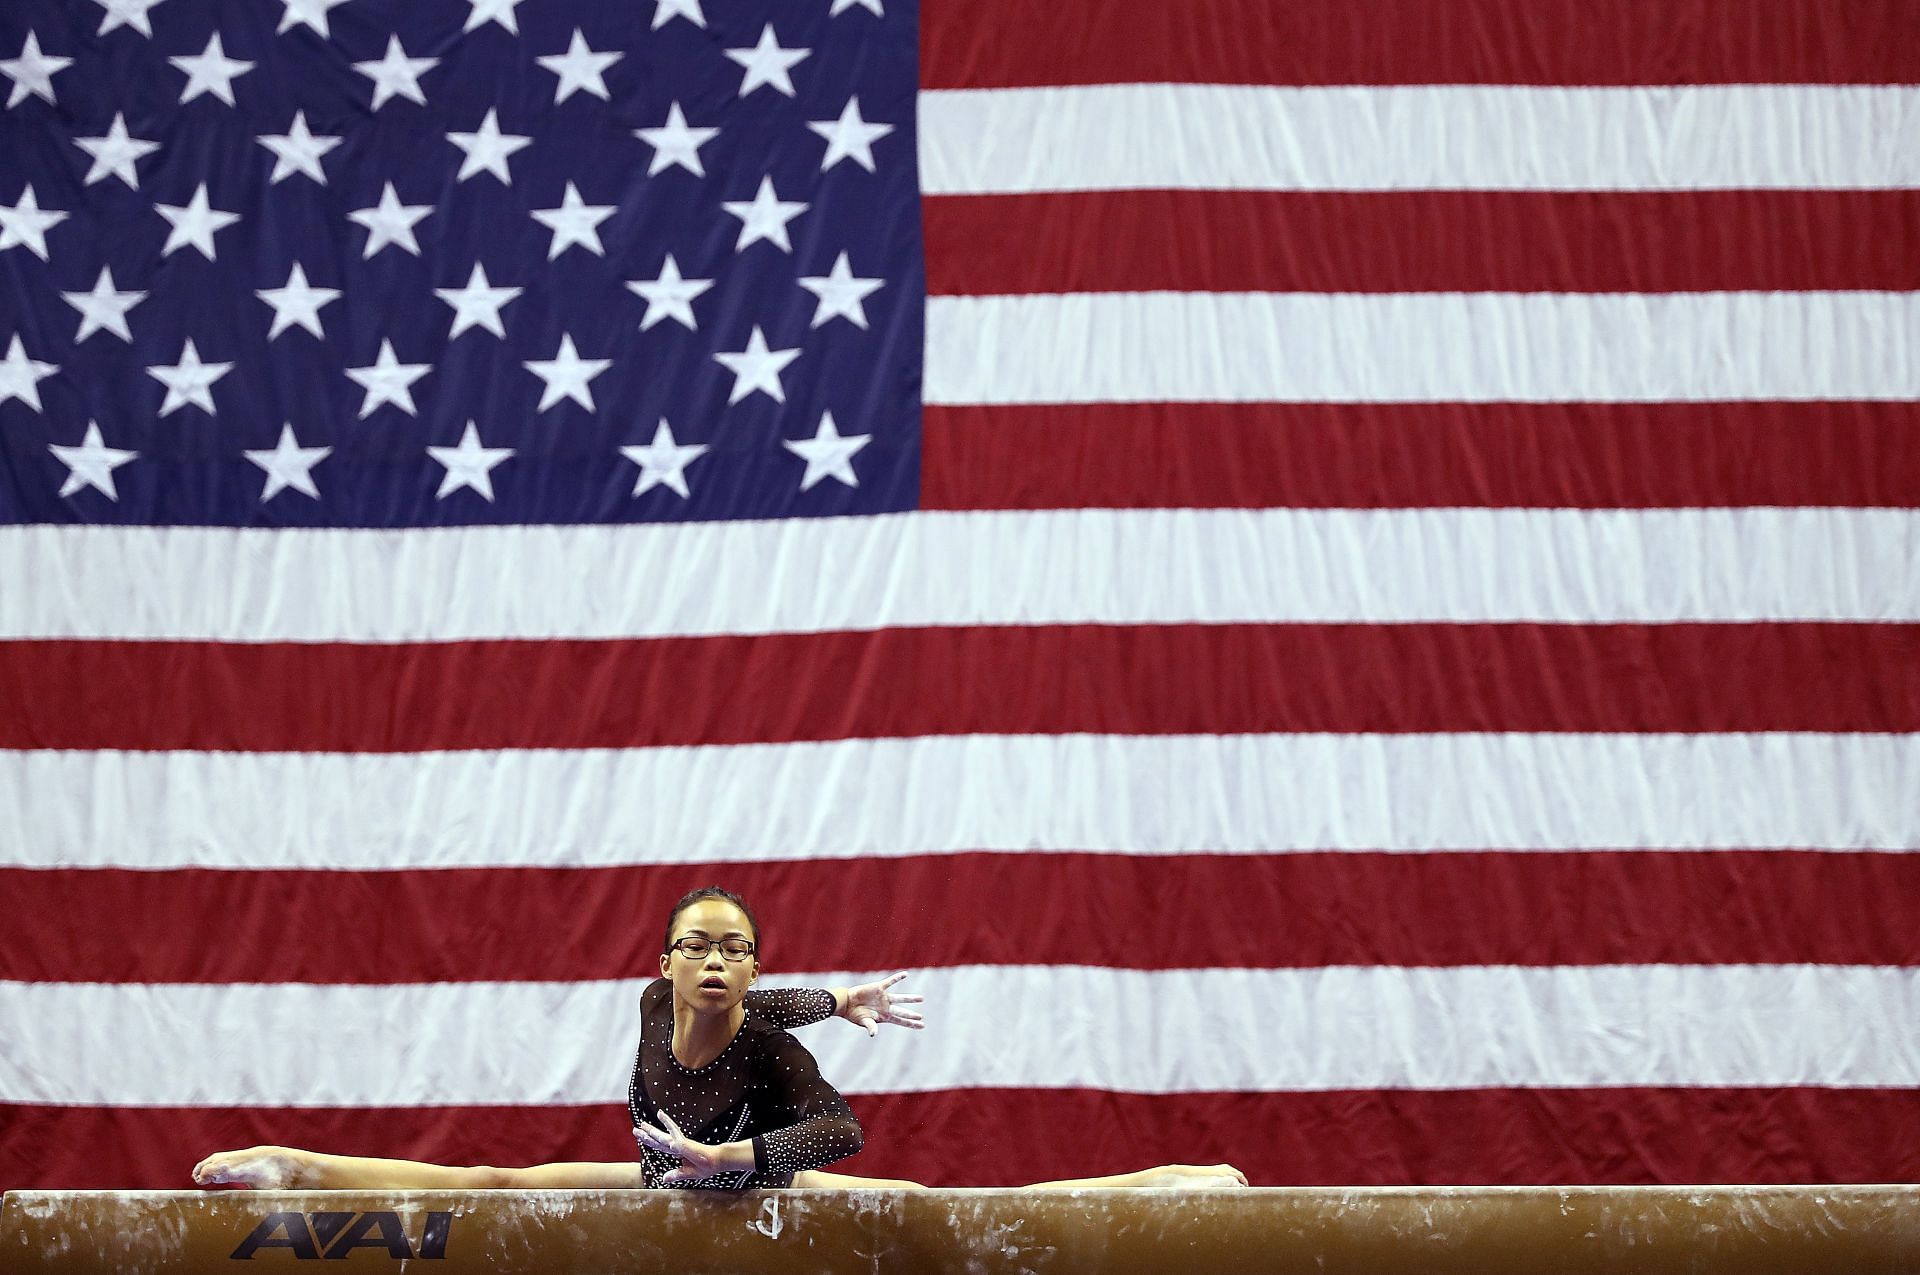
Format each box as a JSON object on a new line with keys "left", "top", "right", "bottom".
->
{"left": 742, "top": 985, "right": 837, "bottom": 1029}
{"left": 750, "top": 1029, "right": 864, "bottom": 1177}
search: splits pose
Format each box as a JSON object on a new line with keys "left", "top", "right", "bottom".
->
{"left": 194, "top": 887, "right": 1245, "bottom": 1193}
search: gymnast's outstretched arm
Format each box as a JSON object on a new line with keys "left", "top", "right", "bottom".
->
{"left": 746, "top": 972, "right": 927, "bottom": 1037}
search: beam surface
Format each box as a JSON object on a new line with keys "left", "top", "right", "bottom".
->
{"left": 4, "top": 1186, "right": 1919, "bottom": 1273}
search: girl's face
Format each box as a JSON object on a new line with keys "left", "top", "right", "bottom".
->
{"left": 658, "top": 898, "right": 759, "bottom": 1013}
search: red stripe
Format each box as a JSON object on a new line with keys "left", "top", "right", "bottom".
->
{"left": 8, "top": 851, "right": 1918, "bottom": 984}
{"left": 7, "top": 1087, "right": 1918, "bottom": 1190}
{"left": 921, "top": 0, "right": 1920, "bottom": 88}
{"left": 924, "top": 191, "right": 1920, "bottom": 295}
{"left": 2, "top": 624, "right": 1916, "bottom": 752}
{"left": 861, "top": 1088, "right": 1920, "bottom": 1187}
{"left": 920, "top": 403, "right": 1920, "bottom": 510}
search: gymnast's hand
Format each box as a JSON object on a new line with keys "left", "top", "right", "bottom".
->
{"left": 835, "top": 971, "right": 926, "bottom": 1038}
{"left": 633, "top": 1111, "right": 731, "bottom": 1186}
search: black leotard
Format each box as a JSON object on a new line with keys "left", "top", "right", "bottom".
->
{"left": 626, "top": 979, "right": 864, "bottom": 1189}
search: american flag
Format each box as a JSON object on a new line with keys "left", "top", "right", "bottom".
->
{"left": 2, "top": 0, "right": 1917, "bottom": 1190}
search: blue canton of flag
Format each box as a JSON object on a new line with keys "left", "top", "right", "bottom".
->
{"left": 0, "top": 0, "right": 922, "bottom": 526}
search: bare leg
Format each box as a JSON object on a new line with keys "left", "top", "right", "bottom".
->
{"left": 497, "top": 1162, "right": 645, "bottom": 1189}
{"left": 192, "top": 1146, "right": 642, "bottom": 1191}
{"left": 1021, "top": 1164, "right": 1247, "bottom": 1189}
{"left": 792, "top": 1169, "right": 928, "bottom": 1189}
{"left": 791, "top": 1164, "right": 1246, "bottom": 1190}
{"left": 194, "top": 1146, "right": 501, "bottom": 1190}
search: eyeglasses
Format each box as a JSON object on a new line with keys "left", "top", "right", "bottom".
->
{"left": 668, "top": 936, "right": 756, "bottom": 962}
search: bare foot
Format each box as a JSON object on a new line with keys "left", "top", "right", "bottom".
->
{"left": 192, "top": 1147, "right": 307, "bottom": 1190}
{"left": 1139, "top": 1163, "right": 1249, "bottom": 1189}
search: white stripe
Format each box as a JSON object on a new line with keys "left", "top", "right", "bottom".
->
{"left": 2, "top": 509, "right": 1914, "bottom": 641}
{"left": 4, "top": 965, "right": 1916, "bottom": 1105}
{"left": 925, "top": 293, "right": 1920, "bottom": 403}
{"left": 5, "top": 734, "right": 1913, "bottom": 869}
{"left": 919, "top": 85, "right": 1920, "bottom": 193}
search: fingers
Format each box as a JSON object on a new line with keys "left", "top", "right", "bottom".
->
{"left": 880, "top": 972, "right": 909, "bottom": 989}
{"left": 657, "top": 1160, "right": 719, "bottom": 1186}
{"left": 659, "top": 1110, "right": 685, "bottom": 1139}
{"left": 863, "top": 1017, "right": 877, "bottom": 1038}
{"left": 888, "top": 994, "right": 926, "bottom": 1005}
{"left": 633, "top": 1122, "right": 676, "bottom": 1155}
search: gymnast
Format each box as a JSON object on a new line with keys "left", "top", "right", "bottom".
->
{"left": 193, "top": 887, "right": 1246, "bottom": 1193}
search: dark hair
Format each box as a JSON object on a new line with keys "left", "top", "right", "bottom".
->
{"left": 662, "top": 886, "right": 761, "bottom": 957}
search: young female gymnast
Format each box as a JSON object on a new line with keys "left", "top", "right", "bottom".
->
{"left": 193, "top": 888, "right": 1245, "bottom": 1192}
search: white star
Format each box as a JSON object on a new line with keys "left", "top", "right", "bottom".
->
{"left": 352, "top": 35, "right": 437, "bottom": 110}
{"left": 61, "top": 266, "right": 147, "bottom": 343}
{"left": 156, "top": 183, "right": 240, "bottom": 259}
{"left": 784, "top": 410, "right": 871, "bottom": 490}
{"left": 345, "top": 339, "right": 430, "bottom": 417}
{"left": 51, "top": 422, "right": 137, "bottom": 501}
{"left": 74, "top": 112, "right": 161, "bottom": 189}
{"left": 93, "top": 0, "right": 168, "bottom": 38}
{"left": 435, "top": 262, "right": 522, "bottom": 338}
{"left": 537, "top": 29, "right": 620, "bottom": 103}
{"left": 621, "top": 419, "right": 708, "bottom": 499}
{"left": 447, "top": 108, "right": 530, "bottom": 184}
{"left": 798, "top": 251, "right": 884, "bottom": 329}
{"left": 0, "top": 334, "right": 57, "bottom": 411}
{"left": 530, "top": 182, "right": 614, "bottom": 259}
{"left": 146, "top": 337, "right": 232, "bottom": 415}
{"left": 713, "top": 326, "right": 799, "bottom": 405}
{"left": 724, "top": 24, "right": 809, "bottom": 98}
{"left": 256, "top": 262, "right": 340, "bottom": 340}
{"left": 428, "top": 421, "right": 513, "bottom": 501}
{"left": 3, "top": 32, "right": 73, "bottom": 109}
{"left": 245, "top": 423, "right": 331, "bottom": 500}
{"left": 651, "top": 0, "right": 704, "bottom": 28}
{"left": 830, "top": 0, "right": 884, "bottom": 13}
{"left": 720, "top": 175, "right": 807, "bottom": 253}
{"left": 0, "top": 185, "right": 67, "bottom": 259}
{"left": 277, "top": 0, "right": 349, "bottom": 38}
{"left": 524, "top": 334, "right": 611, "bottom": 412}
{"left": 257, "top": 110, "right": 341, "bottom": 184}
{"left": 808, "top": 96, "right": 893, "bottom": 173}
{"left": 626, "top": 255, "right": 713, "bottom": 332}
{"left": 463, "top": 0, "right": 525, "bottom": 34}
{"left": 349, "top": 182, "right": 432, "bottom": 257}
{"left": 170, "top": 32, "right": 254, "bottom": 105}
{"left": 634, "top": 102, "right": 718, "bottom": 177}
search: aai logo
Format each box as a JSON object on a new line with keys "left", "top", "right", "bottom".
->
{"left": 229, "top": 1211, "right": 454, "bottom": 1261}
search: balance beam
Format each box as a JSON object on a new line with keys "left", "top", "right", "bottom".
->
{"left": 5, "top": 1186, "right": 1917, "bottom": 1272}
